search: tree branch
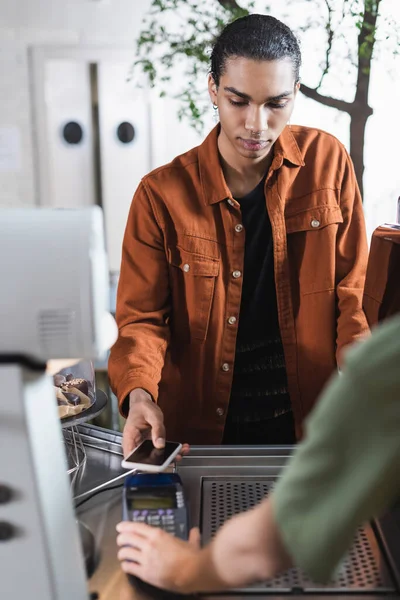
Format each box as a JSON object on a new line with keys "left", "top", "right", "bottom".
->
{"left": 300, "top": 84, "right": 353, "bottom": 113}
{"left": 317, "top": 0, "right": 334, "bottom": 88}
{"left": 354, "top": 0, "right": 380, "bottom": 106}
{"left": 216, "top": 0, "right": 243, "bottom": 10}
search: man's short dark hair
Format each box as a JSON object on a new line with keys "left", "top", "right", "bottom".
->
{"left": 210, "top": 14, "right": 301, "bottom": 87}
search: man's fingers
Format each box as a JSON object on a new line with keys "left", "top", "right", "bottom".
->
{"left": 122, "top": 435, "right": 134, "bottom": 459}
{"left": 153, "top": 434, "right": 166, "bottom": 449}
{"left": 122, "top": 426, "right": 142, "bottom": 458}
{"left": 188, "top": 527, "right": 201, "bottom": 548}
{"left": 146, "top": 409, "right": 166, "bottom": 448}
{"left": 175, "top": 443, "right": 190, "bottom": 462}
{"left": 123, "top": 399, "right": 167, "bottom": 454}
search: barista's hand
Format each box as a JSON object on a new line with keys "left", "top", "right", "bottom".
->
{"left": 116, "top": 522, "right": 201, "bottom": 593}
{"left": 122, "top": 388, "right": 166, "bottom": 458}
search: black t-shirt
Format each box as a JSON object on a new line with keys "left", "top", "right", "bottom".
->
{"left": 228, "top": 174, "right": 291, "bottom": 422}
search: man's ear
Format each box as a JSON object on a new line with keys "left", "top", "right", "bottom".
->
{"left": 208, "top": 74, "right": 218, "bottom": 105}
{"left": 294, "top": 80, "right": 301, "bottom": 96}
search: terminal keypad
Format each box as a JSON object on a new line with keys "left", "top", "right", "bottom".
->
{"left": 131, "top": 509, "right": 177, "bottom": 535}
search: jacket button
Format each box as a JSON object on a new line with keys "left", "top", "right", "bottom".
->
{"left": 232, "top": 270, "right": 242, "bottom": 279}
{"left": 182, "top": 263, "right": 190, "bottom": 272}
{"left": 235, "top": 224, "right": 244, "bottom": 233}
{"left": 227, "top": 316, "right": 237, "bottom": 325}
{"left": 311, "top": 219, "right": 320, "bottom": 228}
{"left": 221, "top": 362, "right": 230, "bottom": 372}
{"left": 216, "top": 407, "right": 224, "bottom": 417}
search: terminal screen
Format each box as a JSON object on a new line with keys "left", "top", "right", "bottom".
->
{"left": 128, "top": 487, "right": 176, "bottom": 510}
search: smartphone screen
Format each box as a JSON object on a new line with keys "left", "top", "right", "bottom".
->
{"left": 124, "top": 440, "right": 181, "bottom": 467}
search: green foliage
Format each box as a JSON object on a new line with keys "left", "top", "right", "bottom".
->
{"left": 131, "top": 0, "right": 397, "bottom": 133}
{"left": 132, "top": 0, "right": 258, "bottom": 132}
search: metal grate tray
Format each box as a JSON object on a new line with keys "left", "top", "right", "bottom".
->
{"left": 201, "top": 477, "right": 397, "bottom": 593}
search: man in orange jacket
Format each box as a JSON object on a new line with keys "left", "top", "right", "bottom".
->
{"left": 109, "top": 14, "right": 369, "bottom": 456}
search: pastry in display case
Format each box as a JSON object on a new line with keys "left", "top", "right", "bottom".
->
{"left": 52, "top": 361, "right": 96, "bottom": 419}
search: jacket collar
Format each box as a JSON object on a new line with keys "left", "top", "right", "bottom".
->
{"left": 198, "top": 126, "right": 231, "bottom": 206}
{"left": 198, "top": 124, "right": 304, "bottom": 206}
{"left": 273, "top": 125, "right": 305, "bottom": 168}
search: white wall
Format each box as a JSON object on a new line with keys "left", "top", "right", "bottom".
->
{"left": 0, "top": 0, "right": 152, "bottom": 207}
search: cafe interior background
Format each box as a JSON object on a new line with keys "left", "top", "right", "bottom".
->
{"left": 1, "top": 0, "right": 399, "bottom": 431}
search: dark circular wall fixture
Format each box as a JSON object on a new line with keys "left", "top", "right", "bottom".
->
{"left": 117, "top": 122, "right": 135, "bottom": 144}
{"left": 63, "top": 121, "right": 84, "bottom": 145}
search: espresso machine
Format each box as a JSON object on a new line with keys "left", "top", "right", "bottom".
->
{"left": 0, "top": 207, "right": 117, "bottom": 599}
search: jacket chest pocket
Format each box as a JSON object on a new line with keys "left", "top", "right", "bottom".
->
{"left": 285, "top": 205, "right": 343, "bottom": 294}
{"left": 285, "top": 205, "right": 343, "bottom": 234}
{"left": 167, "top": 246, "right": 220, "bottom": 341}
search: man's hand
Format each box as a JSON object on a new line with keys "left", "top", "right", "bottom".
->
{"left": 116, "top": 522, "right": 202, "bottom": 593}
{"left": 122, "top": 388, "right": 166, "bottom": 458}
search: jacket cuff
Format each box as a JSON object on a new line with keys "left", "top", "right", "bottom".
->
{"left": 116, "top": 375, "right": 159, "bottom": 418}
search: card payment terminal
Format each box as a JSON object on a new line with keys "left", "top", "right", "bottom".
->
{"left": 122, "top": 472, "right": 189, "bottom": 540}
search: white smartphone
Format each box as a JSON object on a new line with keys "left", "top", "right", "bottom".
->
{"left": 121, "top": 439, "right": 182, "bottom": 472}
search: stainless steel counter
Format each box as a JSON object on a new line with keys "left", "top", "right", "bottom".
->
{"left": 74, "top": 425, "right": 400, "bottom": 600}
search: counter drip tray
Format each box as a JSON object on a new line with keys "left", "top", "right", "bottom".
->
{"left": 201, "top": 477, "right": 397, "bottom": 593}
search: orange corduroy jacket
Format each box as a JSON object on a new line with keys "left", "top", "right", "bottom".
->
{"left": 108, "top": 125, "right": 369, "bottom": 443}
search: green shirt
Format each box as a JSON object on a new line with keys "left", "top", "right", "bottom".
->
{"left": 273, "top": 314, "right": 400, "bottom": 583}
